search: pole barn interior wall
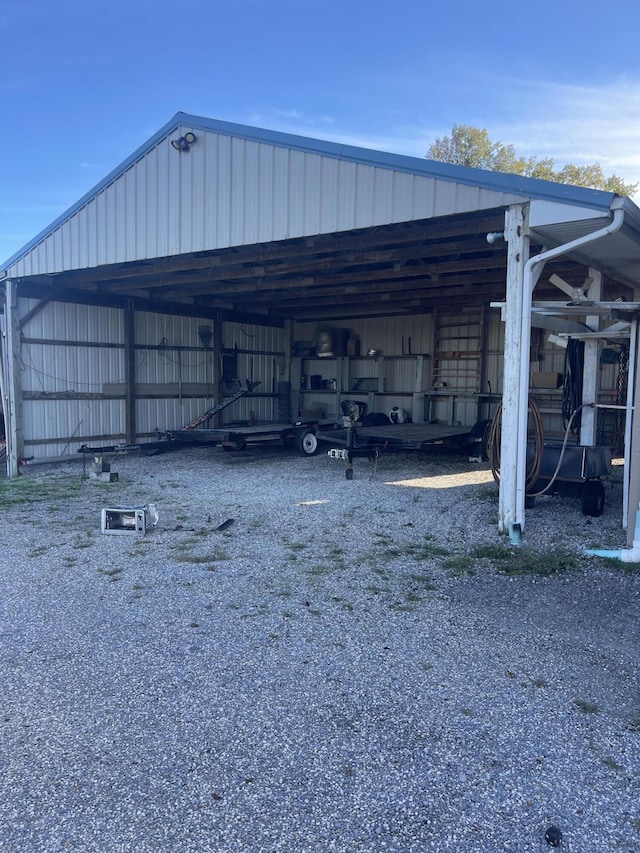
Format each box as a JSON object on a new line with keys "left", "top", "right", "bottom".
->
{"left": 15, "top": 296, "right": 288, "bottom": 458}
{"left": 19, "top": 298, "right": 125, "bottom": 457}
{"left": 14, "top": 289, "right": 631, "bottom": 460}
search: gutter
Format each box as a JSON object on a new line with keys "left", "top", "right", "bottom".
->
{"left": 510, "top": 197, "right": 626, "bottom": 541}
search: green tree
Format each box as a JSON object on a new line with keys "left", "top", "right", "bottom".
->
{"left": 427, "top": 124, "right": 637, "bottom": 197}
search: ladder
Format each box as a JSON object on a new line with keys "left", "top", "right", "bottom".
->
{"left": 432, "top": 307, "right": 483, "bottom": 393}
{"left": 182, "top": 380, "right": 260, "bottom": 430}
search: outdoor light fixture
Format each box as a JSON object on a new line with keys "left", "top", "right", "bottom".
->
{"left": 486, "top": 231, "right": 504, "bottom": 244}
{"left": 171, "top": 132, "right": 197, "bottom": 152}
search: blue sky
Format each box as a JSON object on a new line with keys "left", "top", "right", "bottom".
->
{"left": 2, "top": 0, "right": 640, "bottom": 265}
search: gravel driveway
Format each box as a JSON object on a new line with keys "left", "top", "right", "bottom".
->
{"left": 1, "top": 444, "right": 638, "bottom": 852}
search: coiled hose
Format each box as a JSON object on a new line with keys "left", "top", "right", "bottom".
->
{"left": 487, "top": 397, "right": 544, "bottom": 494}
{"left": 487, "top": 399, "right": 593, "bottom": 500}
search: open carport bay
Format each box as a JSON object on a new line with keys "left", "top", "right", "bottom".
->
{"left": 0, "top": 447, "right": 638, "bottom": 851}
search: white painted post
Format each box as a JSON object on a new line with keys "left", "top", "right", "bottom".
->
{"left": 580, "top": 268, "right": 602, "bottom": 446}
{"left": 626, "top": 318, "right": 640, "bottom": 545}
{"left": 622, "top": 314, "right": 640, "bottom": 524}
{"left": 4, "top": 281, "right": 23, "bottom": 478}
{"left": 498, "top": 205, "right": 529, "bottom": 535}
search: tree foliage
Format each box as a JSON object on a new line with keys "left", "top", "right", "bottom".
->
{"left": 426, "top": 124, "right": 637, "bottom": 197}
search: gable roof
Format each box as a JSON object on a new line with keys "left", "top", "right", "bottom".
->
{"left": 2, "top": 111, "right": 622, "bottom": 279}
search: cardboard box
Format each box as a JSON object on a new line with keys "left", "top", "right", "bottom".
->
{"left": 531, "top": 371, "right": 563, "bottom": 389}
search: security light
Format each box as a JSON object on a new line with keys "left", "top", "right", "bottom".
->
{"left": 171, "top": 132, "right": 197, "bottom": 152}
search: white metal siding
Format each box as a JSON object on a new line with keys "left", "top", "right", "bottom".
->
{"left": 18, "top": 301, "right": 288, "bottom": 456}
{"left": 7, "top": 129, "right": 522, "bottom": 278}
{"left": 24, "top": 400, "right": 125, "bottom": 459}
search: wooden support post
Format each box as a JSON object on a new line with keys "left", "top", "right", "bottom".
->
{"left": 123, "top": 301, "right": 136, "bottom": 445}
{"left": 412, "top": 355, "right": 426, "bottom": 423}
{"left": 283, "top": 319, "right": 296, "bottom": 420}
{"left": 498, "top": 205, "right": 529, "bottom": 535}
{"left": 478, "top": 303, "right": 488, "bottom": 422}
{"left": 3, "top": 281, "right": 23, "bottom": 478}
{"left": 212, "top": 312, "right": 223, "bottom": 427}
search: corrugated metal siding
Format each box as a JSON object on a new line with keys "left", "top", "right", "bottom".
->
{"left": 21, "top": 343, "right": 123, "bottom": 395}
{"left": 222, "top": 321, "right": 284, "bottom": 354}
{"left": 136, "top": 312, "right": 215, "bottom": 434}
{"left": 18, "top": 299, "right": 127, "bottom": 454}
{"left": 24, "top": 400, "right": 125, "bottom": 457}
{"left": 7, "top": 129, "right": 522, "bottom": 278}
{"left": 219, "top": 321, "right": 285, "bottom": 424}
{"left": 16, "top": 301, "right": 282, "bottom": 455}
{"left": 22, "top": 299, "right": 124, "bottom": 344}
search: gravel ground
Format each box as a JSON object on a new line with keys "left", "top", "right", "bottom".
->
{"left": 0, "top": 444, "right": 639, "bottom": 852}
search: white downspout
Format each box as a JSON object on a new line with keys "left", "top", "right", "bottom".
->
{"left": 585, "top": 504, "right": 640, "bottom": 562}
{"left": 511, "top": 198, "right": 626, "bottom": 538}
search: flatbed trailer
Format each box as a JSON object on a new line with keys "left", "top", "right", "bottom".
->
{"left": 319, "top": 421, "right": 480, "bottom": 452}
{"left": 169, "top": 419, "right": 338, "bottom": 455}
{"left": 78, "top": 420, "right": 486, "bottom": 466}
{"left": 318, "top": 419, "right": 490, "bottom": 478}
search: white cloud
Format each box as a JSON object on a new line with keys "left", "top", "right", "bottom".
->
{"left": 245, "top": 109, "right": 437, "bottom": 158}
{"left": 485, "top": 76, "right": 640, "bottom": 190}
{"left": 247, "top": 79, "right": 640, "bottom": 200}
{"left": 248, "top": 108, "right": 336, "bottom": 130}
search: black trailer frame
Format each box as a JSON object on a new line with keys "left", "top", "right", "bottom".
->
{"left": 168, "top": 418, "right": 338, "bottom": 456}
{"left": 318, "top": 419, "right": 490, "bottom": 478}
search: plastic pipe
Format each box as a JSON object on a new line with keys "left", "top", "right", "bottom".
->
{"left": 585, "top": 503, "right": 640, "bottom": 562}
{"left": 513, "top": 199, "right": 626, "bottom": 530}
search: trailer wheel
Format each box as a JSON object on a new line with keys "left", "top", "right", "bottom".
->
{"left": 581, "top": 479, "right": 605, "bottom": 517}
{"left": 222, "top": 441, "right": 246, "bottom": 452}
{"left": 295, "top": 428, "right": 319, "bottom": 456}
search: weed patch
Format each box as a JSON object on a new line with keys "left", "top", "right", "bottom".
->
{"left": 476, "top": 485, "right": 498, "bottom": 502}
{"left": 504, "top": 549, "right": 579, "bottom": 577}
{"left": 174, "top": 547, "right": 230, "bottom": 564}
{"left": 470, "top": 543, "right": 513, "bottom": 561}
{"left": 443, "top": 555, "right": 476, "bottom": 575}
{"left": 0, "top": 473, "right": 83, "bottom": 508}
{"left": 627, "top": 715, "right": 640, "bottom": 733}
{"left": 97, "top": 566, "right": 124, "bottom": 581}
{"left": 573, "top": 699, "right": 600, "bottom": 714}
{"left": 28, "top": 545, "right": 49, "bottom": 558}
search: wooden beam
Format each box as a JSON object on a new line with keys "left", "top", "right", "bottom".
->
{"left": 97, "top": 234, "right": 504, "bottom": 294}
{"left": 16, "top": 211, "right": 506, "bottom": 291}
{"left": 227, "top": 270, "right": 506, "bottom": 304}
{"left": 16, "top": 283, "right": 283, "bottom": 328}
{"left": 3, "top": 280, "right": 23, "bottom": 476}
{"left": 212, "top": 312, "right": 222, "bottom": 427}
{"left": 123, "top": 301, "right": 136, "bottom": 444}
{"left": 18, "top": 295, "right": 53, "bottom": 331}
{"left": 155, "top": 254, "right": 507, "bottom": 303}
